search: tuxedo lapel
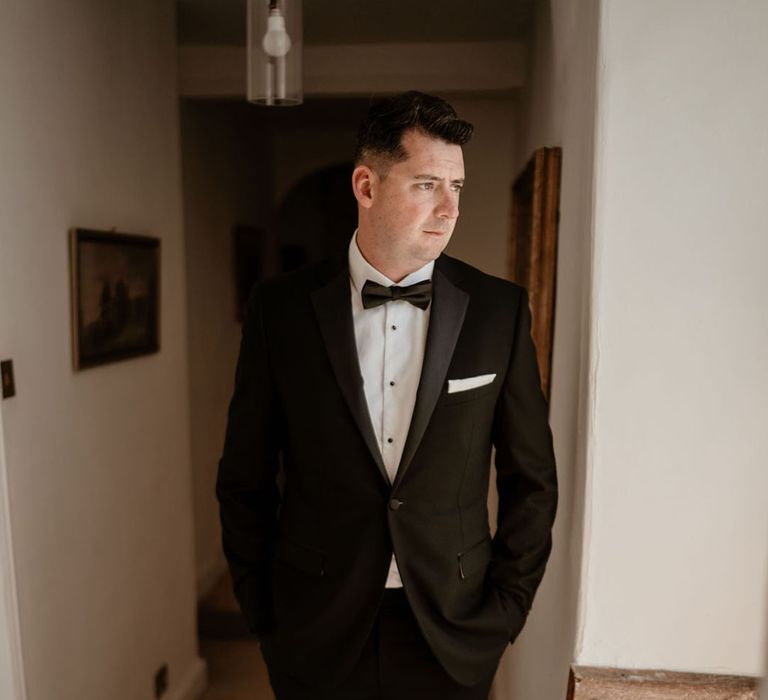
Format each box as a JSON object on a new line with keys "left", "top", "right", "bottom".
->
{"left": 392, "top": 262, "right": 469, "bottom": 491}
{"left": 311, "top": 254, "right": 391, "bottom": 486}
{"left": 311, "top": 252, "right": 469, "bottom": 491}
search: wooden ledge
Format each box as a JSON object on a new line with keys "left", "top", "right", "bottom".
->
{"left": 568, "top": 665, "right": 759, "bottom": 699}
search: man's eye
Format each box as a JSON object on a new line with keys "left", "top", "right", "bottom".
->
{"left": 417, "top": 182, "right": 434, "bottom": 190}
{"left": 451, "top": 184, "right": 463, "bottom": 193}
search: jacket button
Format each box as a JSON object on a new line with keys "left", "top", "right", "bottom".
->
{"left": 389, "top": 498, "right": 404, "bottom": 511}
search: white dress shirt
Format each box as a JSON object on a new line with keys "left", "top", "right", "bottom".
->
{"left": 348, "top": 230, "right": 434, "bottom": 588}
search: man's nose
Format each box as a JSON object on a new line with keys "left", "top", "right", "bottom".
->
{"left": 435, "top": 191, "right": 459, "bottom": 220}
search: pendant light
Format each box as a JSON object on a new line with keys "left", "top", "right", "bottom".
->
{"left": 247, "top": 0, "right": 303, "bottom": 106}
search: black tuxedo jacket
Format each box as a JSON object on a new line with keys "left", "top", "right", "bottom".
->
{"left": 216, "top": 247, "right": 558, "bottom": 688}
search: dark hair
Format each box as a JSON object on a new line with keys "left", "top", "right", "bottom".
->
{"left": 354, "top": 91, "right": 473, "bottom": 170}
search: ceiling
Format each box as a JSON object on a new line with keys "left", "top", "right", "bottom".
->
{"left": 176, "top": 0, "right": 536, "bottom": 46}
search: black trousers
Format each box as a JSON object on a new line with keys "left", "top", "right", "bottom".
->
{"left": 267, "top": 588, "right": 495, "bottom": 700}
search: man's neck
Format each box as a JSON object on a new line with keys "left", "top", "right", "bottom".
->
{"left": 356, "top": 231, "right": 420, "bottom": 284}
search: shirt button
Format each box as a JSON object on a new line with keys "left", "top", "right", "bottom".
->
{"left": 387, "top": 437, "right": 394, "bottom": 443}
{"left": 389, "top": 498, "right": 404, "bottom": 510}
{"left": 391, "top": 325, "right": 397, "bottom": 330}
{"left": 389, "top": 380, "right": 395, "bottom": 386}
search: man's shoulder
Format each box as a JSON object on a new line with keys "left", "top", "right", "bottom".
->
{"left": 253, "top": 247, "right": 347, "bottom": 302}
{"left": 436, "top": 253, "right": 525, "bottom": 300}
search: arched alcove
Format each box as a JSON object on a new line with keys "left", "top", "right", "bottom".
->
{"left": 277, "top": 161, "right": 358, "bottom": 272}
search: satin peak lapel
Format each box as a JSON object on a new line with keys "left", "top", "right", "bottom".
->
{"left": 311, "top": 259, "right": 390, "bottom": 486}
{"left": 392, "top": 265, "right": 469, "bottom": 490}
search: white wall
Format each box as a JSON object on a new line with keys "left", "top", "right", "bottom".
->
{"left": 180, "top": 100, "right": 274, "bottom": 596}
{"left": 0, "top": 2, "right": 203, "bottom": 698}
{"left": 579, "top": 0, "right": 768, "bottom": 675}
{"left": 491, "top": 2, "right": 601, "bottom": 700}
{"left": 177, "top": 42, "right": 525, "bottom": 98}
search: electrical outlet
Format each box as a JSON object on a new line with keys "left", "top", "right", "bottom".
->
{"left": 154, "top": 664, "right": 168, "bottom": 698}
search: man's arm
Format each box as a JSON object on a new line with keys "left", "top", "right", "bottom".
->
{"left": 216, "top": 284, "right": 282, "bottom": 635}
{"left": 489, "top": 286, "right": 558, "bottom": 642}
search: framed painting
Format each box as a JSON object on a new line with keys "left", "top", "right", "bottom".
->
{"left": 69, "top": 228, "right": 160, "bottom": 370}
{"left": 508, "top": 147, "right": 562, "bottom": 401}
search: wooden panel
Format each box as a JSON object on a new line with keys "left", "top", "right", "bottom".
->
{"left": 568, "top": 665, "right": 759, "bottom": 700}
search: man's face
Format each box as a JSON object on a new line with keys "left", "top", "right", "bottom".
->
{"left": 367, "top": 129, "right": 465, "bottom": 270}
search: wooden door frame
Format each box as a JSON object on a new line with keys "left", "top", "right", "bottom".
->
{"left": 0, "top": 402, "right": 27, "bottom": 699}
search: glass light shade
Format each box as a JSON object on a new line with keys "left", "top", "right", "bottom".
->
{"left": 247, "top": 0, "right": 303, "bottom": 106}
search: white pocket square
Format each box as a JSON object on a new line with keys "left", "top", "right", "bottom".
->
{"left": 447, "top": 373, "right": 497, "bottom": 394}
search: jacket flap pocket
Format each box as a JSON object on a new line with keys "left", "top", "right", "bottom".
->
{"left": 274, "top": 538, "right": 326, "bottom": 577}
{"left": 458, "top": 535, "right": 492, "bottom": 580}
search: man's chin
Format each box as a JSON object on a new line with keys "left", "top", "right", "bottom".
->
{"left": 424, "top": 239, "right": 451, "bottom": 260}
{"left": 411, "top": 248, "right": 444, "bottom": 265}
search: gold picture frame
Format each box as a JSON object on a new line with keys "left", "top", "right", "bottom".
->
{"left": 508, "top": 147, "right": 562, "bottom": 400}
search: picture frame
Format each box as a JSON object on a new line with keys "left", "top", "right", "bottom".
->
{"left": 508, "top": 147, "right": 562, "bottom": 401}
{"left": 69, "top": 227, "right": 160, "bottom": 370}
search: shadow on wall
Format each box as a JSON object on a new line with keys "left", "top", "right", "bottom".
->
{"left": 277, "top": 162, "right": 358, "bottom": 272}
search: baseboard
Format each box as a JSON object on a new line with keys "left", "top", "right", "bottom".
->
{"left": 568, "top": 665, "right": 760, "bottom": 699}
{"left": 167, "top": 656, "right": 207, "bottom": 700}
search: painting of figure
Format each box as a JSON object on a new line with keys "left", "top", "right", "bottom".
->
{"left": 70, "top": 228, "right": 160, "bottom": 369}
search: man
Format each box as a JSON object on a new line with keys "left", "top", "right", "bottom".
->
{"left": 216, "top": 91, "right": 558, "bottom": 699}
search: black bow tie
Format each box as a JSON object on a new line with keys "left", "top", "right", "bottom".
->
{"left": 361, "top": 279, "right": 432, "bottom": 310}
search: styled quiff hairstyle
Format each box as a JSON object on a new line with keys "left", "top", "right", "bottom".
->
{"left": 354, "top": 91, "right": 473, "bottom": 173}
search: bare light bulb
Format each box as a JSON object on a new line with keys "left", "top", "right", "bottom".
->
{"left": 262, "top": 9, "right": 292, "bottom": 58}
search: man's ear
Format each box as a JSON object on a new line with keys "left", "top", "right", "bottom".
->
{"left": 352, "top": 165, "right": 376, "bottom": 209}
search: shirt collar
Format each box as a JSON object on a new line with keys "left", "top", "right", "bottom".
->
{"left": 348, "top": 229, "right": 435, "bottom": 294}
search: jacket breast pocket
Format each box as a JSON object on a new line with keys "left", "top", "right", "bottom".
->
{"left": 441, "top": 380, "right": 498, "bottom": 406}
{"left": 457, "top": 534, "right": 492, "bottom": 580}
{"left": 274, "top": 537, "right": 326, "bottom": 577}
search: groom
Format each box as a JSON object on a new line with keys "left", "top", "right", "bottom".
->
{"left": 216, "top": 91, "right": 558, "bottom": 699}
